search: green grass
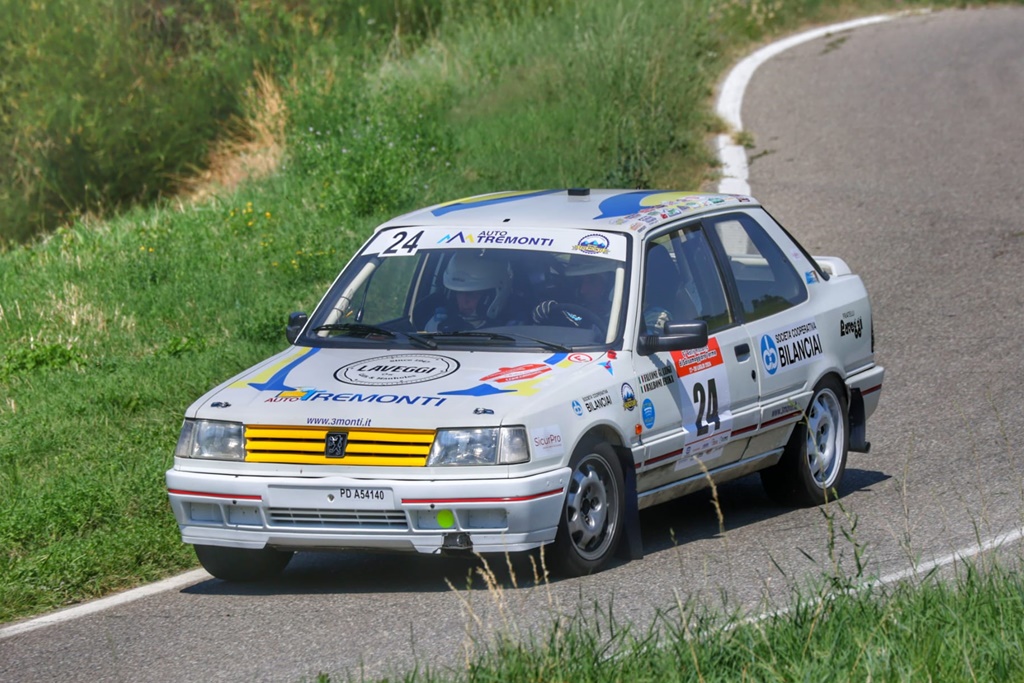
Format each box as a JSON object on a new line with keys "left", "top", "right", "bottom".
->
{"left": 428, "top": 561, "right": 1024, "bottom": 683}
{"left": 0, "top": 0, "right": 1020, "bottom": 655}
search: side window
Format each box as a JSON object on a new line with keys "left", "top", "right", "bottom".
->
{"left": 641, "top": 226, "right": 732, "bottom": 333}
{"left": 708, "top": 213, "right": 806, "bottom": 322}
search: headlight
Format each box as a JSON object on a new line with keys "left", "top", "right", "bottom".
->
{"left": 427, "top": 427, "right": 530, "bottom": 466}
{"left": 175, "top": 419, "right": 245, "bottom": 461}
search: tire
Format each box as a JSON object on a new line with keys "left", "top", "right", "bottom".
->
{"left": 194, "top": 544, "right": 294, "bottom": 582}
{"left": 760, "top": 377, "right": 849, "bottom": 507}
{"left": 550, "top": 440, "right": 626, "bottom": 577}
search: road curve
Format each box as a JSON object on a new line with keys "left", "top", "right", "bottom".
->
{"left": 3, "top": 7, "right": 1024, "bottom": 682}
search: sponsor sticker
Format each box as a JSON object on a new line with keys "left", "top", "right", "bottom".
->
{"left": 306, "top": 416, "right": 373, "bottom": 427}
{"left": 480, "top": 363, "right": 552, "bottom": 383}
{"left": 638, "top": 365, "right": 675, "bottom": 393}
{"left": 335, "top": 354, "right": 459, "bottom": 386}
{"left": 671, "top": 338, "right": 724, "bottom": 377}
{"left": 621, "top": 383, "right": 637, "bottom": 411}
{"left": 642, "top": 399, "right": 656, "bottom": 429}
{"left": 572, "top": 400, "right": 584, "bottom": 416}
{"left": 265, "top": 389, "right": 447, "bottom": 406}
{"left": 760, "top": 318, "right": 823, "bottom": 376}
{"left": 437, "top": 230, "right": 556, "bottom": 247}
{"left": 572, "top": 233, "right": 611, "bottom": 255}
{"left": 840, "top": 312, "right": 863, "bottom": 339}
{"left": 530, "top": 425, "right": 565, "bottom": 458}
{"left": 579, "top": 390, "right": 612, "bottom": 413}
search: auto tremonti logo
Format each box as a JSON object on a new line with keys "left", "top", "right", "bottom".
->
{"left": 760, "top": 334, "right": 779, "bottom": 375}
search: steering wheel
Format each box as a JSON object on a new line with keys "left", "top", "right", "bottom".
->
{"left": 546, "top": 303, "right": 605, "bottom": 335}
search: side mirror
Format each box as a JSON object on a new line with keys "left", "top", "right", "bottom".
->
{"left": 638, "top": 320, "right": 709, "bottom": 355}
{"left": 286, "top": 312, "right": 308, "bottom": 345}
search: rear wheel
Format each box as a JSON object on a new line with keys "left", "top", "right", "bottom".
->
{"left": 761, "top": 377, "right": 849, "bottom": 507}
{"left": 194, "top": 544, "right": 294, "bottom": 582}
{"left": 550, "top": 440, "right": 625, "bottom": 576}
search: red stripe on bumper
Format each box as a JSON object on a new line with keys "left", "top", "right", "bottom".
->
{"left": 168, "top": 489, "right": 263, "bottom": 502}
{"left": 402, "top": 488, "right": 564, "bottom": 505}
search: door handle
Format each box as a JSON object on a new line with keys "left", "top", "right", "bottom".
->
{"left": 735, "top": 343, "right": 750, "bottom": 360}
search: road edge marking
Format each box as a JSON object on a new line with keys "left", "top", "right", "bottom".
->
{"left": 715, "top": 14, "right": 895, "bottom": 194}
{"left": 0, "top": 569, "right": 210, "bottom": 641}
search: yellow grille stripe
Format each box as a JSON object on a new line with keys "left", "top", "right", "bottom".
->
{"left": 245, "top": 427, "right": 434, "bottom": 443}
{"left": 245, "top": 453, "right": 429, "bottom": 467}
{"left": 243, "top": 425, "right": 435, "bottom": 466}
{"left": 246, "top": 440, "right": 430, "bottom": 456}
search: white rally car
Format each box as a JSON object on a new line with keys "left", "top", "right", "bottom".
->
{"left": 168, "top": 189, "right": 884, "bottom": 581}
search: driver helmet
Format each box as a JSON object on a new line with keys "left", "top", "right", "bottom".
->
{"left": 443, "top": 251, "right": 511, "bottom": 319}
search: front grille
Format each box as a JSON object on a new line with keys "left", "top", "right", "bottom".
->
{"left": 268, "top": 508, "right": 409, "bottom": 530}
{"left": 245, "top": 426, "right": 435, "bottom": 466}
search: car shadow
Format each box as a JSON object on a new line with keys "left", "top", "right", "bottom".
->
{"left": 181, "top": 468, "right": 889, "bottom": 597}
{"left": 634, "top": 466, "right": 890, "bottom": 555}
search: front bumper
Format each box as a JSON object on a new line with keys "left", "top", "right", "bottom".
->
{"left": 166, "top": 467, "right": 570, "bottom": 555}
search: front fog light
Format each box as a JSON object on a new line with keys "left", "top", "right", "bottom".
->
{"left": 427, "top": 427, "right": 530, "bottom": 466}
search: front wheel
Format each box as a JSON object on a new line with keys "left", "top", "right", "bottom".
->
{"left": 550, "top": 441, "right": 625, "bottom": 577}
{"left": 194, "top": 544, "right": 294, "bottom": 582}
{"left": 761, "top": 377, "right": 849, "bottom": 507}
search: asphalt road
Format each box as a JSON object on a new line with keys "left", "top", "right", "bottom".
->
{"left": 3, "top": 7, "right": 1023, "bottom": 682}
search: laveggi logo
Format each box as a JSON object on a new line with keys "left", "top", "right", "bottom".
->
{"left": 573, "top": 233, "right": 611, "bottom": 255}
{"left": 335, "top": 354, "right": 459, "bottom": 386}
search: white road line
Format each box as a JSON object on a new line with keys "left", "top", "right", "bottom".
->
{"left": 0, "top": 569, "right": 210, "bottom": 641}
{"left": 868, "top": 526, "right": 1024, "bottom": 589}
{"left": 716, "top": 14, "right": 894, "bottom": 194}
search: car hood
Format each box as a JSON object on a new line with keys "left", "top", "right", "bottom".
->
{"left": 187, "top": 346, "right": 617, "bottom": 430}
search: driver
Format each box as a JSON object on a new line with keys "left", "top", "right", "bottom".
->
{"left": 531, "top": 257, "right": 614, "bottom": 327}
{"left": 426, "top": 251, "right": 513, "bottom": 332}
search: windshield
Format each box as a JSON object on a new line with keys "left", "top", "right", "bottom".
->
{"left": 299, "top": 226, "right": 631, "bottom": 351}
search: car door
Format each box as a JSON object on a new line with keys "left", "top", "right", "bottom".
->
{"left": 632, "top": 223, "right": 759, "bottom": 493}
{"left": 702, "top": 210, "right": 817, "bottom": 455}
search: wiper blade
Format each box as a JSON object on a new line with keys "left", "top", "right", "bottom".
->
{"left": 420, "top": 330, "right": 516, "bottom": 346}
{"left": 313, "top": 323, "right": 437, "bottom": 349}
{"left": 500, "top": 332, "right": 572, "bottom": 352}
{"left": 443, "top": 331, "right": 516, "bottom": 341}
{"left": 421, "top": 329, "right": 570, "bottom": 351}
{"left": 312, "top": 323, "right": 396, "bottom": 338}
{"left": 403, "top": 330, "right": 438, "bottom": 349}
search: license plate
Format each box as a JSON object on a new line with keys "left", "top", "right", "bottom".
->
{"left": 267, "top": 486, "right": 394, "bottom": 510}
{"left": 338, "top": 487, "right": 393, "bottom": 509}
